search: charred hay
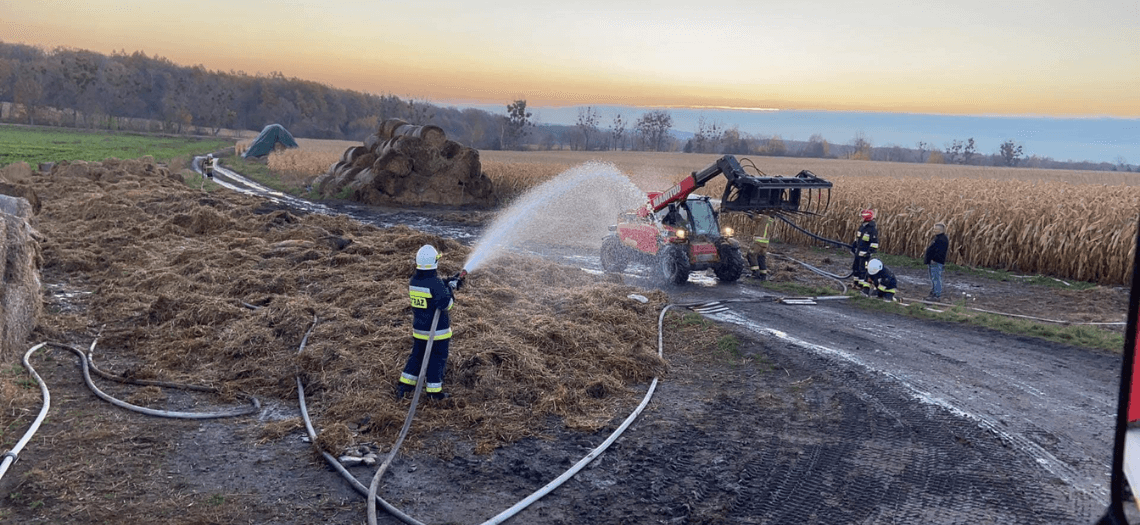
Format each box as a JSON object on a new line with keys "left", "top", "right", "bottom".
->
{"left": 21, "top": 155, "right": 666, "bottom": 455}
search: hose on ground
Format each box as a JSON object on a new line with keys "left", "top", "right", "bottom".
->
{"left": 1, "top": 339, "right": 260, "bottom": 485}
{"left": 472, "top": 304, "right": 673, "bottom": 525}
{"left": 0, "top": 343, "right": 50, "bottom": 483}
{"left": 769, "top": 252, "right": 850, "bottom": 293}
{"left": 368, "top": 309, "right": 442, "bottom": 525}
{"left": 49, "top": 340, "right": 260, "bottom": 419}
{"left": 292, "top": 315, "right": 426, "bottom": 525}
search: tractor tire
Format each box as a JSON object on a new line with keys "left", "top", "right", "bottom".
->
{"left": 600, "top": 234, "right": 628, "bottom": 273}
{"left": 714, "top": 243, "right": 746, "bottom": 282}
{"left": 657, "top": 244, "right": 691, "bottom": 285}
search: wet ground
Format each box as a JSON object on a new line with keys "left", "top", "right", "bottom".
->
{"left": 1, "top": 160, "right": 1126, "bottom": 524}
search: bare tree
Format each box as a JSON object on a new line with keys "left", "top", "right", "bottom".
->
{"left": 802, "top": 133, "right": 829, "bottom": 158}
{"left": 999, "top": 139, "right": 1024, "bottom": 167}
{"left": 915, "top": 141, "right": 929, "bottom": 163}
{"left": 849, "top": 131, "right": 872, "bottom": 160}
{"left": 13, "top": 63, "right": 45, "bottom": 125}
{"left": 692, "top": 116, "right": 724, "bottom": 153}
{"left": 501, "top": 99, "right": 533, "bottom": 150}
{"left": 945, "top": 138, "right": 977, "bottom": 165}
{"left": 575, "top": 106, "right": 600, "bottom": 151}
{"left": 635, "top": 110, "right": 673, "bottom": 152}
{"left": 609, "top": 113, "right": 626, "bottom": 151}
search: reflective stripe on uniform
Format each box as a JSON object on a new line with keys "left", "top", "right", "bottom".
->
{"left": 878, "top": 285, "right": 897, "bottom": 293}
{"left": 753, "top": 238, "right": 769, "bottom": 244}
{"left": 410, "top": 286, "right": 431, "bottom": 308}
{"left": 862, "top": 234, "right": 871, "bottom": 241}
{"left": 870, "top": 243, "right": 879, "bottom": 249}
{"left": 750, "top": 266, "right": 760, "bottom": 271}
{"left": 399, "top": 372, "right": 418, "bottom": 385}
{"left": 413, "top": 327, "right": 453, "bottom": 340}
{"left": 425, "top": 382, "right": 443, "bottom": 393}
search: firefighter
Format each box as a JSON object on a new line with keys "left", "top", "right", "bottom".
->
{"left": 395, "top": 244, "right": 462, "bottom": 401}
{"left": 747, "top": 213, "right": 776, "bottom": 280}
{"left": 203, "top": 154, "right": 215, "bottom": 179}
{"left": 866, "top": 259, "right": 897, "bottom": 301}
{"left": 852, "top": 209, "right": 879, "bottom": 294}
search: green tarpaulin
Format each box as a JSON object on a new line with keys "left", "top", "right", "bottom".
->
{"left": 242, "top": 124, "right": 299, "bottom": 158}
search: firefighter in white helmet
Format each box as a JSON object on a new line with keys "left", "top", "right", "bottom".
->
{"left": 866, "top": 258, "right": 897, "bottom": 301}
{"left": 396, "top": 244, "right": 463, "bottom": 400}
{"left": 203, "top": 154, "right": 215, "bottom": 179}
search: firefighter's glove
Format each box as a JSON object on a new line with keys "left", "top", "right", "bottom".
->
{"left": 447, "top": 273, "right": 465, "bottom": 291}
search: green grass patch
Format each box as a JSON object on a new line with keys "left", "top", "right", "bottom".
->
{"left": 871, "top": 251, "right": 1096, "bottom": 291}
{"left": 851, "top": 293, "right": 1125, "bottom": 352}
{"left": 0, "top": 125, "right": 231, "bottom": 166}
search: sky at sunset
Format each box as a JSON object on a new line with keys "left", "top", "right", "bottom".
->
{"left": 1, "top": 0, "right": 1138, "bottom": 117}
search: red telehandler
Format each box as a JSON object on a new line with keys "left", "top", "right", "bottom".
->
{"left": 600, "top": 154, "right": 835, "bottom": 285}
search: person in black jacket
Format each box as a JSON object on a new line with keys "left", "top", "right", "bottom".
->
{"left": 923, "top": 223, "right": 949, "bottom": 301}
{"left": 396, "top": 244, "right": 462, "bottom": 401}
{"left": 866, "top": 259, "right": 897, "bottom": 301}
{"left": 852, "top": 209, "right": 879, "bottom": 295}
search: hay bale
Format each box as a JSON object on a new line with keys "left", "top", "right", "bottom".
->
{"left": 0, "top": 161, "right": 33, "bottom": 183}
{"left": 330, "top": 121, "right": 496, "bottom": 208}
{"left": 0, "top": 195, "right": 41, "bottom": 363}
{"left": 392, "top": 124, "right": 447, "bottom": 151}
{"left": 378, "top": 119, "right": 409, "bottom": 140}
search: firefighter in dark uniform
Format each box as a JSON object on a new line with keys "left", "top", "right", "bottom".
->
{"left": 747, "top": 213, "right": 776, "bottom": 280}
{"left": 204, "top": 154, "right": 215, "bottom": 179}
{"left": 852, "top": 209, "right": 879, "bottom": 294}
{"left": 866, "top": 259, "right": 898, "bottom": 301}
{"left": 395, "top": 244, "right": 461, "bottom": 400}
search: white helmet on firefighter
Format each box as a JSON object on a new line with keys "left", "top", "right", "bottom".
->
{"left": 867, "top": 258, "right": 883, "bottom": 275}
{"left": 416, "top": 244, "right": 441, "bottom": 270}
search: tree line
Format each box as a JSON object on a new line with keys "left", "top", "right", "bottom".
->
{"left": 0, "top": 41, "right": 1130, "bottom": 171}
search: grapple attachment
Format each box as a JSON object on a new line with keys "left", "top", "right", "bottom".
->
{"left": 720, "top": 169, "right": 833, "bottom": 215}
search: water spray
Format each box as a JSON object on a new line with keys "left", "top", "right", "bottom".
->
{"left": 461, "top": 162, "right": 645, "bottom": 273}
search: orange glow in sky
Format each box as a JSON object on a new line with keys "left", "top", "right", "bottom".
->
{"left": 2, "top": 0, "right": 1137, "bottom": 116}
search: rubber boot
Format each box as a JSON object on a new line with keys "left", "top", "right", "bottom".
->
{"left": 426, "top": 391, "right": 451, "bottom": 401}
{"left": 394, "top": 382, "right": 414, "bottom": 400}
{"left": 754, "top": 255, "right": 768, "bottom": 281}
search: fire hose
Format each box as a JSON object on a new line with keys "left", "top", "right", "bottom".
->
{"left": 0, "top": 340, "right": 260, "bottom": 485}
{"left": 295, "top": 300, "right": 675, "bottom": 524}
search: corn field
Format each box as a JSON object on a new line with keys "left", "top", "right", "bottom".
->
{"left": 722, "top": 177, "right": 1140, "bottom": 285}
{"left": 247, "top": 143, "right": 1140, "bottom": 284}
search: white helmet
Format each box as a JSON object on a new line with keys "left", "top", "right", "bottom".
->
{"left": 416, "top": 244, "right": 440, "bottom": 270}
{"left": 206, "top": 153, "right": 213, "bottom": 159}
{"left": 867, "top": 259, "right": 883, "bottom": 275}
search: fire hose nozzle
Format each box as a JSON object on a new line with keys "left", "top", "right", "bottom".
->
{"left": 449, "top": 269, "right": 468, "bottom": 290}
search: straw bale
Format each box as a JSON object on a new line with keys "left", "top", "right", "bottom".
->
{"left": 392, "top": 124, "right": 447, "bottom": 151}
{"left": 0, "top": 195, "right": 42, "bottom": 363}
{"left": 378, "top": 119, "right": 409, "bottom": 140}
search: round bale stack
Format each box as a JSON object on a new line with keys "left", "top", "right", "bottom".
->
{"left": 314, "top": 119, "right": 495, "bottom": 208}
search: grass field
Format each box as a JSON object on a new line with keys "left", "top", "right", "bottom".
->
{"left": 0, "top": 125, "right": 233, "bottom": 166}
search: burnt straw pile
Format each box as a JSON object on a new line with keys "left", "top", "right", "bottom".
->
{"left": 314, "top": 119, "right": 496, "bottom": 208}
{"left": 25, "top": 156, "right": 666, "bottom": 454}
